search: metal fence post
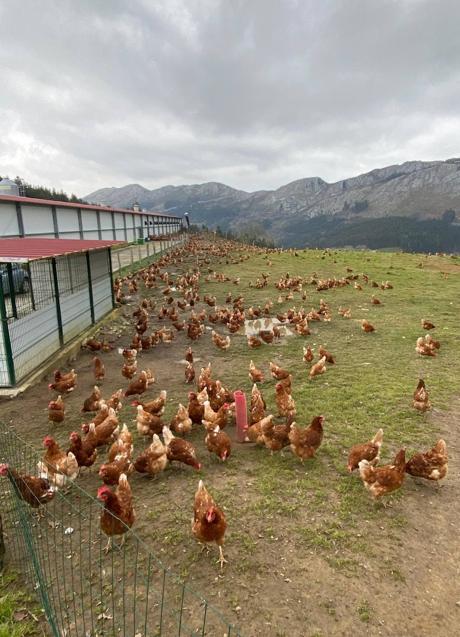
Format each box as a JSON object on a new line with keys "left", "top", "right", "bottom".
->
{"left": 51, "top": 205, "right": 59, "bottom": 238}
{"left": 6, "top": 263, "right": 18, "bottom": 319}
{"left": 108, "top": 248, "right": 115, "bottom": 308}
{"left": 27, "top": 263, "right": 36, "bottom": 311}
{"left": 123, "top": 213, "right": 128, "bottom": 241}
{"left": 15, "top": 202, "right": 25, "bottom": 237}
{"left": 111, "top": 212, "right": 116, "bottom": 240}
{"left": 86, "top": 252, "right": 95, "bottom": 324}
{"left": 96, "top": 210, "right": 102, "bottom": 239}
{"left": 0, "top": 276, "right": 15, "bottom": 386}
{"left": 77, "top": 208, "right": 84, "bottom": 239}
{"left": 51, "top": 258, "right": 64, "bottom": 347}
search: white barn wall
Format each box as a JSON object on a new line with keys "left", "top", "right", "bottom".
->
{"left": 61, "top": 232, "right": 81, "bottom": 239}
{"left": 0, "top": 198, "right": 182, "bottom": 246}
{"left": 81, "top": 210, "right": 98, "bottom": 231}
{"left": 22, "top": 205, "right": 54, "bottom": 235}
{"left": 99, "top": 212, "right": 113, "bottom": 235}
{"left": 56, "top": 208, "right": 79, "bottom": 234}
{"left": 114, "top": 213, "right": 124, "bottom": 229}
{"left": 114, "top": 213, "right": 125, "bottom": 241}
{"left": 0, "top": 203, "right": 19, "bottom": 237}
{"left": 127, "top": 211, "right": 135, "bottom": 239}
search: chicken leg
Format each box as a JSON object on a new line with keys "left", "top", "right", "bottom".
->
{"left": 103, "top": 537, "right": 112, "bottom": 554}
{"left": 34, "top": 508, "right": 46, "bottom": 521}
{"left": 217, "top": 545, "right": 227, "bottom": 569}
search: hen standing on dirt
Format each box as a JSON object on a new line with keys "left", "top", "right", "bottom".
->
{"left": 192, "top": 480, "right": 227, "bottom": 568}
{"left": 97, "top": 473, "right": 135, "bottom": 553}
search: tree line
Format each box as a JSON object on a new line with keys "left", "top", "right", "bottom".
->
{"left": 0, "top": 175, "right": 87, "bottom": 204}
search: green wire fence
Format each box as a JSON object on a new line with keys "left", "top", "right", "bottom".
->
{"left": 0, "top": 422, "right": 241, "bottom": 637}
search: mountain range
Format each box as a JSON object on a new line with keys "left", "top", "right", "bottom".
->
{"left": 85, "top": 158, "right": 460, "bottom": 249}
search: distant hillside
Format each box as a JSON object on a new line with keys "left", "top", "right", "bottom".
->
{"left": 85, "top": 159, "right": 460, "bottom": 250}
{"left": 279, "top": 215, "right": 460, "bottom": 252}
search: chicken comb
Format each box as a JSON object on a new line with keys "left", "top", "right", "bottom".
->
{"left": 97, "top": 485, "right": 111, "bottom": 498}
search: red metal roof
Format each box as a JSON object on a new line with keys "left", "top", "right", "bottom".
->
{"left": 0, "top": 238, "right": 123, "bottom": 262}
{"left": 0, "top": 194, "right": 181, "bottom": 220}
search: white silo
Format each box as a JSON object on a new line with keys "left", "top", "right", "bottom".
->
{"left": 0, "top": 178, "right": 20, "bottom": 196}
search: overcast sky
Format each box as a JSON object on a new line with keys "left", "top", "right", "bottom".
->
{"left": 1, "top": 0, "right": 459, "bottom": 196}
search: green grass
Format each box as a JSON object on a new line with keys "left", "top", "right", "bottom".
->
{"left": 109, "top": 240, "right": 458, "bottom": 595}
{"left": 0, "top": 572, "right": 44, "bottom": 637}
{"left": 196, "top": 244, "right": 460, "bottom": 572}
{"left": 357, "top": 599, "right": 373, "bottom": 623}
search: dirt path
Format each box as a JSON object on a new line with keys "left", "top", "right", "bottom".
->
{"left": 376, "top": 401, "right": 460, "bottom": 637}
{"left": 228, "top": 401, "right": 460, "bottom": 637}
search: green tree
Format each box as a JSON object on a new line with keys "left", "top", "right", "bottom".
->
{"left": 442, "top": 209, "right": 456, "bottom": 223}
{"left": 7, "top": 176, "right": 88, "bottom": 203}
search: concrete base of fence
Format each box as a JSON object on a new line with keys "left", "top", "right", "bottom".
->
{"left": 0, "top": 306, "right": 122, "bottom": 398}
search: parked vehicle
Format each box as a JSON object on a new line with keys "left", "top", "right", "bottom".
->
{"left": 0, "top": 264, "right": 30, "bottom": 294}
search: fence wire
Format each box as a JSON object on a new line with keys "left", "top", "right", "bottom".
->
{"left": 0, "top": 423, "right": 241, "bottom": 637}
{"left": 111, "top": 235, "right": 186, "bottom": 273}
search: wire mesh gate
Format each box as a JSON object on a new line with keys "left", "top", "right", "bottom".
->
{"left": 0, "top": 423, "right": 241, "bottom": 637}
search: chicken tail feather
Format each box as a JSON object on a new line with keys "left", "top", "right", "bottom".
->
{"left": 372, "top": 428, "right": 384, "bottom": 448}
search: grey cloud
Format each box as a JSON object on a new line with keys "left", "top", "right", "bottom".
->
{"left": 0, "top": 0, "right": 459, "bottom": 195}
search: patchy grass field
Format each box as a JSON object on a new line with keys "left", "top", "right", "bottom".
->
{"left": 0, "top": 238, "right": 459, "bottom": 636}
{"left": 0, "top": 571, "right": 46, "bottom": 636}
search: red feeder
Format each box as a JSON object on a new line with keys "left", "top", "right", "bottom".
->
{"left": 233, "top": 390, "right": 249, "bottom": 442}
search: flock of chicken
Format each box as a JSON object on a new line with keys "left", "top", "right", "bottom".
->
{"left": 0, "top": 237, "right": 448, "bottom": 569}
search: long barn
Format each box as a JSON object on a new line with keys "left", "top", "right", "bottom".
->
{"left": 0, "top": 195, "right": 182, "bottom": 241}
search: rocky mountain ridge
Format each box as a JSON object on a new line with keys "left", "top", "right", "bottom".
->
{"left": 85, "top": 158, "right": 460, "bottom": 245}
